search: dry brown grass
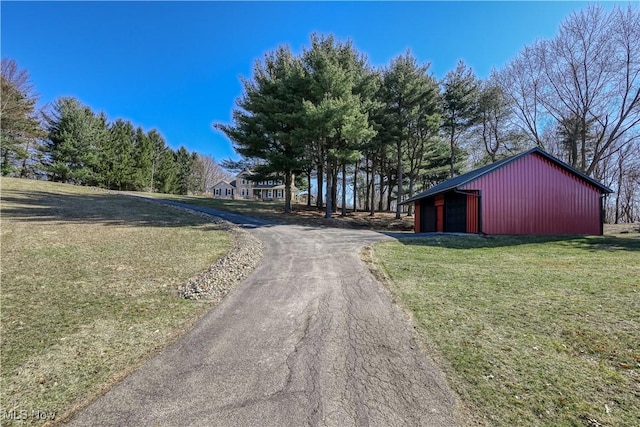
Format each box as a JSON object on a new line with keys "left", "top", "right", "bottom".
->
{"left": 604, "top": 222, "right": 640, "bottom": 236}
{"left": 1, "top": 178, "right": 231, "bottom": 425}
{"left": 140, "top": 192, "right": 416, "bottom": 231}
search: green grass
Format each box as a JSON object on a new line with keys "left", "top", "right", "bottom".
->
{"left": 1, "top": 178, "right": 231, "bottom": 425}
{"left": 371, "top": 235, "right": 640, "bottom": 427}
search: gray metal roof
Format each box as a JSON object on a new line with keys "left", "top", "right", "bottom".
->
{"left": 402, "top": 148, "right": 613, "bottom": 205}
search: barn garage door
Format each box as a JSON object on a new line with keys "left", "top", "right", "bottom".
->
{"left": 445, "top": 193, "right": 467, "bottom": 232}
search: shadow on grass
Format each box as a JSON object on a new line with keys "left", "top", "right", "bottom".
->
{"left": 388, "top": 233, "right": 640, "bottom": 252}
{"left": 153, "top": 194, "right": 416, "bottom": 231}
{"left": 0, "top": 189, "right": 276, "bottom": 231}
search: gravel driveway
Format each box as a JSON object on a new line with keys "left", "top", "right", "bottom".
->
{"left": 69, "top": 205, "right": 460, "bottom": 426}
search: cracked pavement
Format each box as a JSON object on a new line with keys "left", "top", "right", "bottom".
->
{"left": 69, "top": 207, "right": 460, "bottom": 426}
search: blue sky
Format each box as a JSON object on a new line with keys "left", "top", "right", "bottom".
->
{"left": 2, "top": 1, "right": 604, "bottom": 162}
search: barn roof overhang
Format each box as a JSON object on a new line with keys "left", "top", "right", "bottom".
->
{"left": 400, "top": 148, "right": 613, "bottom": 205}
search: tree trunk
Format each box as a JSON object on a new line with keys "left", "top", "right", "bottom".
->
{"left": 615, "top": 155, "right": 624, "bottom": 224}
{"left": 325, "top": 162, "right": 333, "bottom": 219}
{"left": 396, "top": 140, "right": 402, "bottom": 219}
{"left": 19, "top": 141, "right": 31, "bottom": 178}
{"left": 378, "top": 170, "right": 384, "bottom": 212}
{"left": 331, "top": 168, "right": 338, "bottom": 213}
{"left": 364, "top": 155, "right": 370, "bottom": 212}
{"left": 341, "top": 163, "right": 347, "bottom": 217}
{"left": 386, "top": 171, "right": 393, "bottom": 212}
{"left": 353, "top": 160, "right": 358, "bottom": 212}
{"left": 316, "top": 162, "right": 324, "bottom": 210}
{"left": 407, "top": 177, "right": 414, "bottom": 216}
{"left": 284, "top": 171, "right": 293, "bottom": 213}
{"left": 580, "top": 116, "right": 587, "bottom": 172}
{"left": 369, "top": 158, "right": 376, "bottom": 216}
{"left": 450, "top": 126, "right": 456, "bottom": 178}
{"left": 306, "top": 170, "right": 312, "bottom": 207}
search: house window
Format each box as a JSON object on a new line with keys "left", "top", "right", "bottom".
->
{"left": 268, "top": 180, "right": 273, "bottom": 185}
{"left": 277, "top": 190, "right": 283, "bottom": 198}
{"left": 267, "top": 190, "right": 273, "bottom": 198}
{"left": 215, "top": 188, "right": 220, "bottom": 196}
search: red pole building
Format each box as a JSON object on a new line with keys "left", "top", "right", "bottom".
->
{"left": 405, "top": 148, "right": 612, "bottom": 236}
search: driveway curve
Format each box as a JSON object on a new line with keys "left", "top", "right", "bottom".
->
{"left": 69, "top": 204, "right": 460, "bottom": 426}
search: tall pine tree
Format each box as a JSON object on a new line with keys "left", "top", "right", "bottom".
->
{"left": 441, "top": 61, "right": 479, "bottom": 177}
{"left": 215, "top": 45, "right": 308, "bottom": 213}
{"left": 42, "top": 97, "right": 107, "bottom": 185}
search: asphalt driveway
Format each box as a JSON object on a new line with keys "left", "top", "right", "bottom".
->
{"left": 69, "top": 205, "right": 460, "bottom": 426}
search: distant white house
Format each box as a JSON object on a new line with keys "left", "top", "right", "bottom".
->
{"left": 211, "top": 180, "right": 235, "bottom": 199}
{"left": 210, "top": 169, "right": 298, "bottom": 201}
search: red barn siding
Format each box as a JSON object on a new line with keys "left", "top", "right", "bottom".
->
{"left": 435, "top": 194, "right": 444, "bottom": 232}
{"left": 414, "top": 202, "right": 421, "bottom": 233}
{"left": 466, "top": 192, "right": 479, "bottom": 233}
{"left": 460, "top": 153, "right": 602, "bottom": 235}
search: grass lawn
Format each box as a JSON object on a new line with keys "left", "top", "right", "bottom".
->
{"left": 371, "top": 234, "right": 639, "bottom": 427}
{"left": 142, "top": 192, "right": 415, "bottom": 231}
{"left": 1, "top": 178, "right": 231, "bottom": 425}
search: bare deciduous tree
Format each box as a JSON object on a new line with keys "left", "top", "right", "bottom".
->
{"left": 191, "top": 154, "right": 230, "bottom": 194}
{"left": 499, "top": 5, "right": 640, "bottom": 176}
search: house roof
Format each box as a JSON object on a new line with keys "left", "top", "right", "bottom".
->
{"left": 402, "top": 148, "right": 613, "bottom": 205}
{"left": 212, "top": 179, "right": 233, "bottom": 188}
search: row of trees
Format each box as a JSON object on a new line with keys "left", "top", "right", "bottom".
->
{"left": 1, "top": 59, "right": 228, "bottom": 194}
{"left": 216, "top": 4, "right": 639, "bottom": 222}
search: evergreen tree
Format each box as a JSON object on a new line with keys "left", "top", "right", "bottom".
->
{"left": 42, "top": 97, "right": 107, "bottom": 184}
{"left": 133, "top": 126, "right": 153, "bottom": 190}
{"left": 215, "top": 45, "right": 308, "bottom": 213}
{"left": 380, "top": 51, "right": 440, "bottom": 218}
{"left": 0, "top": 59, "right": 45, "bottom": 177}
{"left": 441, "top": 61, "right": 479, "bottom": 177}
{"left": 103, "top": 119, "right": 136, "bottom": 190}
{"left": 156, "top": 148, "right": 178, "bottom": 194}
{"left": 175, "top": 146, "right": 195, "bottom": 195}
{"left": 301, "top": 33, "right": 376, "bottom": 218}
{"left": 220, "top": 158, "right": 258, "bottom": 174}
{"left": 147, "top": 129, "right": 167, "bottom": 192}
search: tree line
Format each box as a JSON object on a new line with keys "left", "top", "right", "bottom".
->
{"left": 215, "top": 4, "right": 639, "bottom": 222}
{"left": 1, "top": 62, "right": 228, "bottom": 195}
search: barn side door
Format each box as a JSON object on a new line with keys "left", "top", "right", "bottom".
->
{"left": 420, "top": 198, "right": 437, "bottom": 232}
{"left": 435, "top": 194, "right": 445, "bottom": 232}
{"left": 466, "top": 191, "right": 480, "bottom": 234}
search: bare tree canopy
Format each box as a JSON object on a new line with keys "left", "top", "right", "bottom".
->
{"left": 192, "top": 154, "right": 230, "bottom": 193}
{"left": 499, "top": 5, "right": 640, "bottom": 176}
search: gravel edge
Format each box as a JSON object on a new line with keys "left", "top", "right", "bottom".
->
{"left": 123, "top": 196, "right": 265, "bottom": 301}
{"left": 162, "top": 204, "right": 265, "bottom": 301}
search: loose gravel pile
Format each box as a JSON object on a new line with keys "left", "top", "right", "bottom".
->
{"left": 164, "top": 205, "right": 264, "bottom": 301}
